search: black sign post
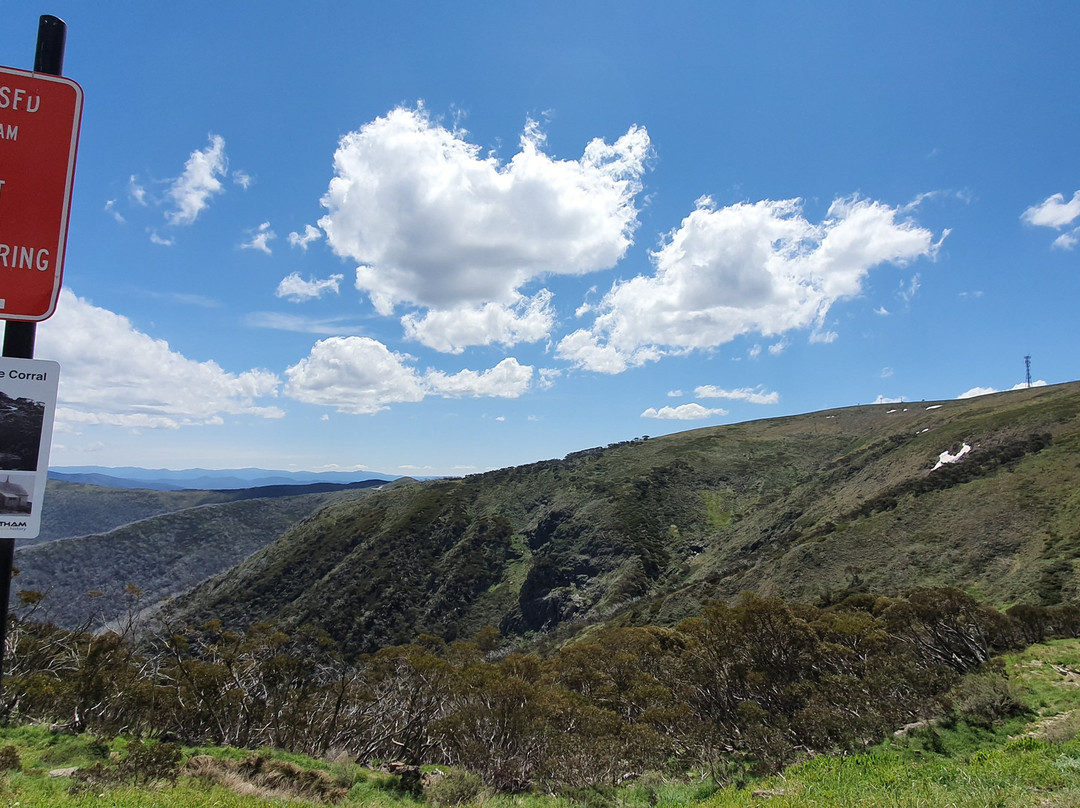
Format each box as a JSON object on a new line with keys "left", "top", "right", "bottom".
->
{"left": 0, "top": 14, "right": 69, "bottom": 705}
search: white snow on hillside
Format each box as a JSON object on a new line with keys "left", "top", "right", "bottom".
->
{"left": 932, "top": 442, "right": 971, "bottom": 471}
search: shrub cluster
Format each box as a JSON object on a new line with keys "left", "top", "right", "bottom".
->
{"left": 4, "top": 587, "right": 1075, "bottom": 792}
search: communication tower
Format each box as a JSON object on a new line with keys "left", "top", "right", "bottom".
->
{"left": 1025, "top": 355, "right": 1032, "bottom": 388}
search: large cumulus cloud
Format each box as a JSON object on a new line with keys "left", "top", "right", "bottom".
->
{"left": 317, "top": 108, "right": 650, "bottom": 350}
{"left": 558, "top": 195, "right": 943, "bottom": 372}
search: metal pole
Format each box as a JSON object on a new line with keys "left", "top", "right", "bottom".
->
{"left": 0, "top": 13, "right": 68, "bottom": 711}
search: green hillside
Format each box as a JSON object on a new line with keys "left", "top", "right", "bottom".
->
{"left": 168, "top": 381, "right": 1080, "bottom": 657}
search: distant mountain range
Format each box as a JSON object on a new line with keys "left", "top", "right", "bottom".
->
{"left": 47, "top": 466, "right": 401, "bottom": 491}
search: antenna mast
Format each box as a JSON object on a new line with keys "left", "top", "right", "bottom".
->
{"left": 1025, "top": 355, "right": 1032, "bottom": 388}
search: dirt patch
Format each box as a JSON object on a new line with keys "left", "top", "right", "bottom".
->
{"left": 184, "top": 753, "right": 349, "bottom": 804}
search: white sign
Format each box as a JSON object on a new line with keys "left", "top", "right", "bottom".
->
{"left": 0, "top": 357, "right": 59, "bottom": 538}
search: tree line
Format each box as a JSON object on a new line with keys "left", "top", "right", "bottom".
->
{"left": 3, "top": 586, "right": 1074, "bottom": 792}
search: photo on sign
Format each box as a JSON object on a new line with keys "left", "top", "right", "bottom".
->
{"left": 0, "top": 389, "right": 45, "bottom": 471}
{"left": 0, "top": 471, "right": 34, "bottom": 515}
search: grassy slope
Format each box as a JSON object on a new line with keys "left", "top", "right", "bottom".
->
{"left": 169, "top": 382, "right": 1080, "bottom": 656}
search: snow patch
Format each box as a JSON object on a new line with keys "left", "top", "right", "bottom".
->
{"left": 926, "top": 404, "right": 943, "bottom": 410}
{"left": 932, "top": 442, "right": 971, "bottom": 471}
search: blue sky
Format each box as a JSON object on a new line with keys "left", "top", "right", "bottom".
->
{"left": 2, "top": 2, "right": 1077, "bottom": 477}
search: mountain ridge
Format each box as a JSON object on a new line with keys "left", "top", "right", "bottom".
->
{"left": 164, "top": 381, "right": 1080, "bottom": 658}
{"left": 47, "top": 465, "right": 404, "bottom": 491}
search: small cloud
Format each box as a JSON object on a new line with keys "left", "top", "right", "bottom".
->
{"left": 1011, "top": 380, "right": 1047, "bottom": 390}
{"left": 538, "top": 368, "right": 560, "bottom": 390}
{"left": 148, "top": 230, "right": 174, "bottom": 246}
{"left": 874, "top": 306, "right": 889, "bottom": 316}
{"left": 1022, "top": 190, "right": 1080, "bottom": 250}
{"left": 958, "top": 290, "right": 983, "bottom": 300}
{"left": 241, "top": 222, "right": 276, "bottom": 255}
{"left": 898, "top": 273, "right": 921, "bottom": 303}
{"left": 104, "top": 199, "right": 125, "bottom": 224}
{"left": 320, "top": 414, "right": 330, "bottom": 421}
{"left": 1053, "top": 231, "right": 1078, "bottom": 251}
{"left": 642, "top": 403, "right": 728, "bottom": 420}
{"left": 128, "top": 175, "right": 148, "bottom": 206}
{"left": 958, "top": 380, "right": 1047, "bottom": 399}
{"left": 748, "top": 344, "right": 762, "bottom": 359}
{"left": 275, "top": 272, "right": 345, "bottom": 301}
{"left": 166, "top": 134, "right": 228, "bottom": 226}
{"left": 1022, "top": 190, "right": 1080, "bottom": 229}
{"left": 667, "top": 389, "right": 683, "bottom": 398}
{"left": 232, "top": 170, "right": 253, "bottom": 189}
{"left": 246, "top": 311, "right": 363, "bottom": 335}
{"left": 809, "top": 329, "right": 838, "bottom": 344}
{"left": 695, "top": 385, "right": 779, "bottom": 404}
{"left": 288, "top": 224, "right": 322, "bottom": 250}
{"left": 880, "top": 367, "right": 894, "bottom": 378}
{"left": 768, "top": 340, "right": 788, "bottom": 356}
{"left": 495, "top": 416, "right": 506, "bottom": 422}
{"left": 873, "top": 394, "right": 903, "bottom": 405}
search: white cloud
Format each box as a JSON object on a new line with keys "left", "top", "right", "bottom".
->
{"left": 246, "top": 311, "right": 362, "bottom": 335}
{"left": 427, "top": 358, "right": 532, "bottom": 398}
{"left": 694, "top": 385, "right": 779, "bottom": 404}
{"left": 957, "top": 386, "right": 997, "bottom": 399}
{"left": 1022, "top": 190, "right": 1080, "bottom": 228}
{"left": 284, "top": 337, "right": 426, "bottom": 414}
{"left": 874, "top": 306, "right": 890, "bottom": 315}
{"left": 318, "top": 106, "right": 650, "bottom": 346}
{"left": 128, "top": 175, "right": 147, "bottom": 206}
{"left": 557, "top": 195, "right": 939, "bottom": 372}
{"left": 104, "top": 199, "right": 124, "bottom": 224}
{"left": 284, "top": 336, "right": 532, "bottom": 414}
{"left": 641, "top": 403, "right": 728, "bottom": 420}
{"left": 748, "top": 344, "right": 762, "bottom": 359}
{"left": 275, "top": 272, "right": 345, "bottom": 301}
{"left": 667, "top": 389, "right": 683, "bottom": 398}
{"left": 288, "top": 224, "right": 323, "bottom": 250}
{"left": 166, "top": 134, "right": 228, "bottom": 225}
{"left": 880, "top": 367, "right": 894, "bottom": 378}
{"left": 958, "top": 380, "right": 1047, "bottom": 399}
{"left": 538, "top": 368, "right": 560, "bottom": 390}
{"left": 232, "top": 170, "right": 253, "bottom": 189}
{"left": 241, "top": 221, "right": 276, "bottom": 255}
{"left": 898, "top": 273, "right": 921, "bottom": 303}
{"left": 1053, "top": 231, "right": 1078, "bottom": 251}
{"left": 873, "top": 395, "right": 903, "bottom": 405}
{"left": 768, "top": 339, "right": 788, "bottom": 355}
{"left": 400, "top": 291, "right": 554, "bottom": 353}
{"left": 1022, "top": 191, "right": 1080, "bottom": 250}
{"left": 809, "top": 328, "right": 839, "bottom": 344}
{"left": 38, "top": 290, "right": 283, "bottom": 429}
{"left": 148, "top": 230, "right": 175, "bottom": 247}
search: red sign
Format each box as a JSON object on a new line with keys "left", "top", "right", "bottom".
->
{"left": 0, "top": 65, "right": 82, "bottom": 321}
